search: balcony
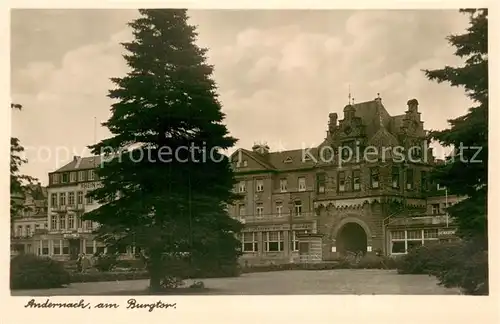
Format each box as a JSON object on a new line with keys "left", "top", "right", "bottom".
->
{"left": 235, "top": 212, "right": 315, "bottom": 224}
{"left": 387, "top": 214, "right": 452, "bottom": 227}
{"left": 67, "top": 204, "right": 85, "bottom": 212}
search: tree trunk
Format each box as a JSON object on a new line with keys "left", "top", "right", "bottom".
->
{"left": 148, "top": 250, "right": 163, "bottom": 292}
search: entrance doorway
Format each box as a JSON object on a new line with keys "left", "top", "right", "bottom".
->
{"left": 336, "top": 222, "right": 368, "bottom": 255}
{"left": 68, "top": 239, "right": 81, "bottom": 260}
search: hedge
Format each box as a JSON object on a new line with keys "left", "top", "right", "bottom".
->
{"left": 396, "top": 241, "right": 488, "bottom": 295}
{"left": 11, "top": 254, "right": 71, "bottom": 290}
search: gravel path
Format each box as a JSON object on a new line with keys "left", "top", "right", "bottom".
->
{"left": 11, "top": 269, "right": 461, "bottom": 296}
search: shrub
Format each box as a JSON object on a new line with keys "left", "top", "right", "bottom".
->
{"left": 115, "top": 258, "right": 146, "bottom": 270}
{"left": 397, "top": 242, "right": 463, "bottom": 275}
{"left": 70, "top": 270, "right": 149, "bottom": 283}
{"left": 11, "top": 254, "right": 71, "bottom": 290}
{"left": 396, "top": 241, "right": 488, "bottom": 295}
{"left": 94, "top": 254, "right": 118, "bottom": 272}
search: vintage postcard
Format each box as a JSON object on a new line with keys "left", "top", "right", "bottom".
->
{"left": 4, "top": 2, "right": 497, "bottom": 324}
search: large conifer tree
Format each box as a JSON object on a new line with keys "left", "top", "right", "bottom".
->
{"left": 83, "top": 9, "right": 242, "bottom": 290}
{"left": 424, "top": 9, "right": 488, "bottom": 247}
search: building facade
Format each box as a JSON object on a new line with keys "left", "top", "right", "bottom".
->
{"left": 229, "top": 98, "right": 462, "bottom": 265}
{"left": 11, "top": 184, "right": 49, "bottom": 256}
{"left": 41, "top": 156, "right": 134, "bottom": 260}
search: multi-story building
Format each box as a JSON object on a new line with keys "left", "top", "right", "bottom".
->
{"left": 41, "top": 156, "right": 134, "bottom": 260}
{"left": 229, "top": 97, "right": 462, "bottom": 265}
{"left": 10, "top": 184, "right": 49, "bottom": 256}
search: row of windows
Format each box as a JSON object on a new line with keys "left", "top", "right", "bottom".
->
{"left": 238, "top": 177, "right": 307, "bottom": 193}
{"left": 14, "top": 223, "right": 48, "bottom": 237}
{"left": 37, "top": 239, "right": 105, "bottom": 256}
{"left": 240, "top": 230, "right": 306, "bottom": 252}
{"left": 237, "top": 200, "right": 305, "bottom": 218}
{"left": 50, "top": 215, "right": 94, "bottom": 231}
{"left": 50, "top": 169, "right": 96, "bottom": 185}
{"left": 237, "top": 167, "right": 429, "bottom": 195}
{"left": 390, "top": 229, "right": 439, "bottom": 254}
{"left": 50, "top": 191, "right": 93, "bottom": 207}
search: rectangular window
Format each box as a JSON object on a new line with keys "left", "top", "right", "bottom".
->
{"left": 256, "top": 179, "right": 264, "bottom": 192}
{"left": 421, "top": 171, "right": 428, "bottom": 191}
{"left": 62, "top": 173, "right": 69, "bottom": 183}
{"left": 294, "top": 201, "right": 302, "bottom": 217}
{"left": 276, "top": 202, "right": 283, "bottom": 217}
{"left": 51, "top": 215, "right": 58, "bottom": 230}
{"left": 68, "top": 192, "right": 75, "bottom": 206}
{"left": 316, "top": 173, "right": 326, "bottom": 193}
{"left": 59, "top": 216, "right": 66, "bottom": 230}
{"left": 264, "top": 231, "right": 284, "bottom": 252}
{"left": 338, "top": 171, "right": 346, "bottom": 192}
{"left": 88, "top": 170, "right": 95, "bottom": 181}
{"left": 16, "top": 225, "right": 22, "bottom": 237}
{"left": 406, "top": 168, "right": 414, "bottom": 190}
{"left": 53, "top": 243, "right": 60, "bottom": 255}
{"left": 238, "top": 204, "right": 245, "bottom": 217}
{"left": 78, "top": 171, "right": 85, "bottom": 181}
{"left": 86, "top": 246, "right": 94, "bottom": 254}
{"left": 85, "top": 192, "right": 93, "bottom": 204}
{"left": 51, "top": 193, "right": 57, "bottom": 207}
{"left": 353, "top": 170, "right": 361, "bottom": 191}
{"left": 41, "top": 240, "right": 49, "bottom": 255}
{"left": 256, "top": 203, "right": 264, "bottom": 218}
{"left": 431, "top": 204, "right": 440, "bottom": 215}
{"left": 292, "top": 230, "right": 306, "bottom": 251}
{"left": 298, "top": 177, "right": 306, "bottom": 192}
{"left": 59, "top": 192, "right": 66, "bottom": 206}
{"left": 26, "top": 225, "right": 31, "bottom": 236}
{"left": 51, "top": 173, "right": 60, "bottom": 184}
{"left": 280, "top": 179, "right": 287, "bottom": 192}
{"left": 77, "top": 191, "right": 84, "bottom": 204}
{"left": 62, "top": 240, "right": 69, "bottom": 255}
{"left": 86, "top": 220, "right": 93, "bottom": 230}
{"left": 424, "top": 229, "right": 438, "bottom": 239}
{"left": 68, "top": 215, "right": 75, "bottom": 229}
{"left": 371, "top": 167, "right": 380, "bottom": 189}
{"left": 242, "top": 232, "right": 258, "bottom": 252}
{"left": 392, "top": 166, "right": 400, "bottom": 188}
{"left": 238, "top": 181, "right": 246, "bottom": 193}
{"left": 70, "top": 172, "right": 77, "bottom": 182}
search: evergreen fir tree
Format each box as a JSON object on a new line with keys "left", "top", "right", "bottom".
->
{"left": 424, "top": 9, "right": 488, "bottom": 247}
{"left": 83, "top": 9, "right": 242, "bottom": 290}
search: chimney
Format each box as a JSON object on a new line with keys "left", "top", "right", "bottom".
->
{"left": 329, "top": 113, "right": 338, "bottom": 129}
{"left": 407, "top": 98, "right": 419, "bottom": 113}
{"left": 73, "top": 156, "right": 81, "bottom": 162}
{"left": 252, "top": 143, "right": 270, "bottom": 155}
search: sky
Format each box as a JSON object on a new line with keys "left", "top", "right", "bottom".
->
{"left": 11, "top": 9, "right": 473, "bottom": 185}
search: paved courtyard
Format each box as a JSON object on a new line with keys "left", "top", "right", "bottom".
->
{"left": 12, "top": 269, "right": 461, "bottom": 296}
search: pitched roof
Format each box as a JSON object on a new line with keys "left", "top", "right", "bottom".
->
{"left": 53, "top": 156, "right": 102, "bottom": 172}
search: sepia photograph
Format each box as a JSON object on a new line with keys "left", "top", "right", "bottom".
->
{"left": 9, "top": 7, "right": 488, "bottom": 298}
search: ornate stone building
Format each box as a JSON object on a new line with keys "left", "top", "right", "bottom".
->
{"left": 10, "top": 184, "right": 49, "bottom": 256}
{"left": 229, "top": 98, "right": 461, "bottom": 265}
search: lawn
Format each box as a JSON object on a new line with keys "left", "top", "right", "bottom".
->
{"left": 11, "top": 269, "right": 461, "bottom": 296}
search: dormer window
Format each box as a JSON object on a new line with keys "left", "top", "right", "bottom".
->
{"left": 284, "top": 157, "right": 293, "bottom": 164}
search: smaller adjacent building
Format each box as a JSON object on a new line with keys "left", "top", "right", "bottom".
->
{"left": 10, "top": 184, "right": 49, "bottom": 256}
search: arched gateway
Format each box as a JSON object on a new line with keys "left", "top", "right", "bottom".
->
{"left": 332, "top": 217, "right": 372, "bottom": 255}
{"left": 336, "top": 223, "right": 367, "bottom": 254}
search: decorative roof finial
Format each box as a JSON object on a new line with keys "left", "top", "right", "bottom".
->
{"left": 377, "top": 92, "right": 381, "bottom": 99}
{"left": 348, "top": 84, "right": 352, "bottom": 105}
{"left": 351, "top": 97, "right": 355, "bottom": 105}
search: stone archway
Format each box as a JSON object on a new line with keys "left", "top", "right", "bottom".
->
{"left": 332, "top": 217, "right": 372, "bottom": 255}
{"left": 336, "top": 222, "right": 368, "bottom": 254}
